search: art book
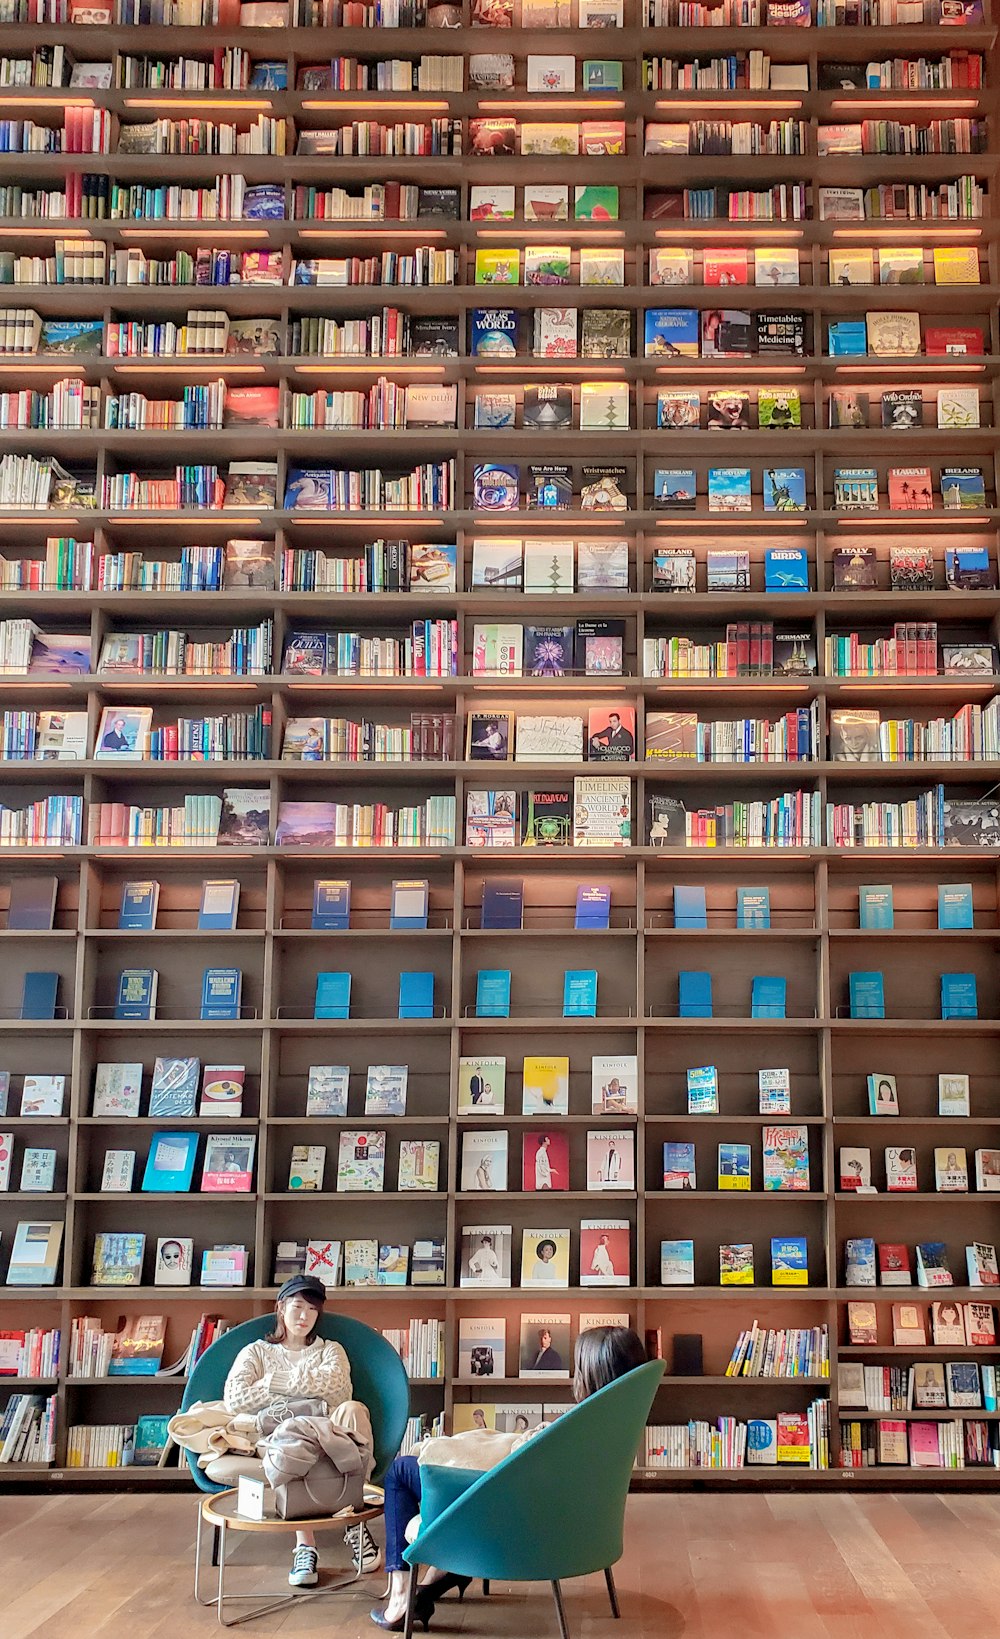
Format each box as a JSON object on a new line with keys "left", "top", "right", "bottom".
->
{"left": 522, "top": 1131, "right": 570, "bottom": 1192}
{"left": 520, "top": 1228, "right": 570, "bottom": 1288}
{"left": 579, "top": 1220, "right": 630, "bottom": 1287}
{"left": 458, "top": 1057, "right": 506, "bottom": 1113}
{"left": 460, "top": 1225, "right": 512, "bottom": 1288}
{"left": 586, "top": 1130, "right": 635, "bottom": 1190}
{"left": 336, "top": 1131, "right": 386, "bottom": 1192}
{"left": 398, "top": 1141, "right": 440, "bottom": 1192}
{"left": 518, "top": 1314, "right": 571, "bottom": 1378}
{"left": 460, "top": 1130, "right": 509, "bottom": 1192}
{"left": 591, "top": 1056, "right": 638, "bottom": 1114}
{"left": 522, "top": 1056, "right": 570, "bottom": 1115}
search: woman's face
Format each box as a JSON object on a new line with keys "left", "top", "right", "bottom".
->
{"left": 280, "top": 1296, "right": 319, "bottom": 1340}
{"left": 538, "top": 1243, "right": 555, "bottom": 1263}
{"left": 473, "top": 1409, "right": 486, "bottom": 1428}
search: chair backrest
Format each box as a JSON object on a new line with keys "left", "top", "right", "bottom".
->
{"left": 179, "top": 1313, "right": 410, "bottom": 1492}
{"left": 405, "top": 1358, "right": 664, "bottom": 1583}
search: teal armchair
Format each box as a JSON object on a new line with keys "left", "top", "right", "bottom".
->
{"left": 402, "top": 1358, "right": 664, "bottom": 1639}
{"left": 180, "top": 1312, "right": 411, "bottom": 1491}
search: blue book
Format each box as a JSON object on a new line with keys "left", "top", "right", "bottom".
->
{"left": 114, "top": 969, "right": 157, "bottom": 1021}
{"left": 575, "top": 884, "right": 611, "bottom": 930}
{"left": 399, "top": 971, "right": 435, "bottom": 1020}
{"left": 763, "top": 468, "right": 807, "bottom": 513}
{"left": 476, "top": 969, "right": 511, "bottom": 1019}
{"left": 20, "top": 971, "right": 59, "bottom": 1021}
{"left": 312, "top": 880, "right": 351, "bottom": 931}
{"left": 644, "top": 308, "right": 698, "bottom": 357}
{"left": 197, "top": 880, "right": 239, "bottom": 932}
{"left": 119, "top": 881, "right": 159, "bottom": 931}
{"left": 828, "top": 319, "right": 868, "bottom": 356}
{"left": 736, "top": 887, "right": 770, "bottom": 929}
{"left": 764, "top": 546, "right": 809, "bottom": 591}
{"left": 751, "top": 976, "right": 786, "bottom": 1019}
{"left": 314, "top": 971, "right": 351, "bottom": 1020}
{"left": 390, "top": 879, "right": 429, "bottom": 931}
{"left": 845, "top": 1237, "right": 877, "bottom": 1285}
{"left": 563, "top": 969, "right": 597, "bottom": 1018}
{"left": 481, "top": 878, "right": 523, "bottom": 931}
{"left": 201, "top": 968, "right": 242, "bottom": 1021}
{"left": 662, "top": 1142, "right": 696, "bottom": 1189}
{"left": 859, "top": 885, "right": 894, "bottom": 930}
{"left": 938, "top": 883, "right": 974, "bottom": 931}
{"left": 849, "top": 971, "right": 885, "bottom": 1020}
{"left": 770, "top": 1236, "right": 808, "bottom": 1286}
{"left": 678, "top": 970, "right": 713, "bottom": 1019}
{"left": 941, "top": 971, "right": 978, "bottom": 1020}
{"left": 141, "top": 1130, "right": 199, "bottom": 1194}
{"left": 673, "top": 886, "right": 707, "bottom": 929}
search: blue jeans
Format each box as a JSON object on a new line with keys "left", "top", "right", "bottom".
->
{"left": 384, "top": 1454, "right": 423, "bottom": 1573}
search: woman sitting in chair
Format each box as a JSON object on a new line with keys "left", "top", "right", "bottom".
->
{"left": 221, "top": 1275, "right": 380, "bottom": 1589}
{"left": 371, "top": 1324, "right": 647, "bottom": 1632}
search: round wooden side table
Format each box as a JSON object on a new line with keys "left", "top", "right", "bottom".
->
{"left": 193, "top": 1484, "right": 385, "bottom": 1627}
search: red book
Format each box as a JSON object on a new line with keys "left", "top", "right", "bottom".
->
{"left": 878, "top": 1242, "right": 912, "bottom": 1285}
{"left": 924, "top": 325, "right": 984, "bottom": 356}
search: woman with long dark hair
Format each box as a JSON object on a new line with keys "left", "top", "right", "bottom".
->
{"left": 370, "top": 1325, "right": 647, "bottom": 1632}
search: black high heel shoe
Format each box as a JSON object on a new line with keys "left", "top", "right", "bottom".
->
{"left": 413, "top": 1573, "right": 473, "bottom": 1624}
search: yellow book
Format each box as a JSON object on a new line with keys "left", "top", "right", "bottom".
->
{"left": 521, "top": 1055, "right": 570, "bottom": 1115}
{"left": 933, "top": 245, "right": 980, "bottom": 285}
{"left": 720, "top": 1243, "right": 754, "bottom": 1284}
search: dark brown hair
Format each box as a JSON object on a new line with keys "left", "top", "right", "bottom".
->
{"left": 267, "top": 1292, "right": 325, "bottom": 1346}
{"left": 573, "top": 1325, "right": 647, "bottom": 1403}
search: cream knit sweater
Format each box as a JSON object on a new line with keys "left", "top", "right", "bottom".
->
{"left": 223, "top": 1338, "right": 353, "bottom": 1415}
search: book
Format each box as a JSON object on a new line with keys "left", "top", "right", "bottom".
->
{"left": 580, "top": 1220, "right": 630, "bottom": 1287}
{"left": 885, "top": 1146, "right": 918, "bottom": 1193}
{"left": 149, "top": 1058, "right": 199, "bottom": 1119}
{"left": 91, "top": 1231, "right": 144, "bottom": 1287}
{"left": 663, "top": 1143, "right": 696, "bottom": 1190}
{"left": 678, "top": 971, "right": 712, "bottom": 1019}
{"left": 476, "top": 970, "right": 511, "bottom": 1019}
{"left": 398, "top": 1141, "right": 440, "bottom": 1193}
{"left": 751, "top": 977, "right": 786, "bottom": 1020}
{"left": 576, "top": 885, "right": 611, "bottom": 930}
{"left": 305, "top": 1240, "right": 342, "bottom": 1289}
{"left": 840, "top": 1149, "right": 872, "bottom": 1191}
{"left": 314, "top": 971, "right": 351, "bottom": 1021}
{"left": 398, "top": 972, "right": 434, "bottom": 1021}
{"left": 142, "top": 1131, "right": 198, "bottom": 1193}
{"left": 201, "top": 1134, "right": 255, "bottom": 1193}
{"left": 461, "top": 1130, "right": 508, "bottom": 1192}
{"left": 154, "top": 1237, "right": 193, "bottom": 1286}
{"left": 720, "top": 1244, "right": 754, "bottom": 1285}
{"left": 311, "top": 881, "right": 350, "bottom": 932}
{"left": 687, "top": 1066, "right": 719, "bottom": 1115}
{"left": 845, "top": 1238, "right": 876, "bottom": 1287}
{"left": 586, "top": 1130, "right": 634, "bottom": 1190}
{"left": 850, "top": 972, "right": 885, "bottom": 1020}
{"left": 916, "top": 1243, "right": 954, "bottom": 1288}
{"left": 458, "top": 1058, "right": 506, "bottom": 1114}
{"left": 521, "top": 1229, "right": 570, "bottom": 1289}
{"left": 939, "top": 884, "right": 974, "bottom": 931}
{"left": 458, "top": 1317, "right": 506, "bottom": 1380}
{"left": 941, "top": 972, "right": 977, "bottom": 1019}
{"left": 519, "top": 1313, "right": 571, "bottom": 1377}
{"left": 523, "top": 1130, "right": 569, "bottom": 1192}
{"left": 460, "top": 1226, "right": 512, "bottom": 1288}
{"left": 591, "top": 1056, "right": 637, "bottom": 1115}
{"left": 92, "top": 1064, "right": 142, "bottom": 1119}
{"left": 759, "top": 1069, "right": 791, "bottom": 1116}
{"left": 390, "top": 881, "right": 429, "bottom": 931}
{"left": 859, "top": 886, "right": 894, "bottom": 930}
{"left": 939, "top": 1075, "right": 971, "bottom": 1118}
{"left": 19, "top": 1077, "right": 64, "bottom": 1118}
{"left": 867, "top": 1074, "right": 899, "bottom": 1116}
{"left": 522, "top": 1056, "right": 569, "bottom": 1116}
{"left": 563, "top": 970, "right": 597, "bottom": 1018}
{"left": 847, "top": 1301, "right": 878, "bottom": 1344}
{"left": 936, "top": 1148, "right": 969, "bottom": 1192}
{"left": 661, "top": 1240, "right": 695, "bottom": 1285}
{"left": 673, "top": 886, "right": 707, "bottom": 929}
{"left": 198, "top": 881, "right": 239, "bottom": 932}
{"left": 718, "top": 1144, "right": 751, "bottom": 1191}
{"left": 879, "top": 1243, "right": 912, "bottom": 1286}
{"left": 288, "top": 1146, "right": 325, "bottom": 1191}
{"left": 200, "top": 967, "right": 242, "bottom": 1021}
{"left": 762, "top": 1126, "right": 809, "bottom": 1191}
{"left": 20, "top": 972, "right": 58, "bottom": 1022}
{"left": 114, "top": 969, "right": 157, "bottom": 1022}
{"left": 336, "top": 1131, "right": 385, "bottom": 1192}
{"left": 199, "top": 1066, "right": 244, "bottom": 1119}
{"left": 737, "top": 888, "right": 770, "bottom": 930}
{"left": 771, "top": 1237, "right": 808, "bottom": 1286}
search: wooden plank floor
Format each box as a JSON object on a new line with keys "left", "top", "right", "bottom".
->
{"left": 1, "top": 1491, "right": 998, "bottom": 1639}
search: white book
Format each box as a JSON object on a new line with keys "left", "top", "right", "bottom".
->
{"left": 938, "top": 1074, "right": 970, "bottom": 1117}
{"left": 93, "top": 1063, "right": 143, "bottom": 1118}
{"left": 460, "top": 1130, "right": 508, "bottom": 1192}
{"left": 101, "top": 1150, "right": 135, "bottom": 1192}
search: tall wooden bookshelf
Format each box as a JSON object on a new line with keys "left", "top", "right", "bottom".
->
{"left": 0, "top": 0, "right": 998, "bottom": 1489}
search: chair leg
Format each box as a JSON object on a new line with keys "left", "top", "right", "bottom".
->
{"left": 402, "top": 1568, "right": 418, "bottom": 1639}
{"left": 482, "top": 1579, "right": 490, "bottom": 1596}
{"left": 604, "top": 1567, "right": 621, "bottom": 1619}
{"left": 551, "top": 1580, "right": 570, "bottom": 1639}
{"left": 211, "top": 1526, "right": 220, "bottom": 1569}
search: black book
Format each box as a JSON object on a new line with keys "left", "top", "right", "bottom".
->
{"left": 818, "top": 61, "right": 868, "bottom": 89}
{"left": 417, "top": 187, "right": 460, "bottom": 219}
{"left": 524, "top": 626, "right": 574, "bottom": 677}
{"left": 527, "top": 465, "right": 573, "bottom": 510}
{"left": 409, "top": 316, "right": 459, "bottom": 357}
{"left": 574, "top": 618, "right": 626, "bottom": 677}
{"left": 881, "top": 389, "right": 923, "bottom": 431}
{"left": 755, "top": 311, "right": 805, "bottom": 356}
{"left": 523, "top": 790, "right": 573, "bottom": 846}
{"left": 648, "top": 795, "right": 686, "bottom": 846}
{"left": 523, "top": 385, "right": 573, "bottom": 432}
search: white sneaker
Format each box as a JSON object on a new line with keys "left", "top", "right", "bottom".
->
{"left": 344, "top": 1521, "right": 382, "bottom": 1573}
{"left": 289, "top": 1546, "right": 319, "bottom": 1587}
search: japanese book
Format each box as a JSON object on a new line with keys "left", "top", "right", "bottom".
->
{"left": 916, "top": 1243, "right": 954, "bottom": 1288}
{"left": 687, "top": 1066, "right": 719, "bottom": 1114}
{"left": 591, "top": 1056, "right": 638, "bottom": 1114}
{"left": 20, "top": 1149, "right": 55, "bottom": 1192}
{"left": 201, "top": 1134, "right": 255, "bottom": 1193}
{"left": 306, "top": 1240, "right": 342, "bottom": 1288}
{"left": 586, "top": 1130, "right": 634, "bottom": 1190}
{"left": 91, "top": 1231, "right": 144, "bottom": 1287}
{"left": 879, "top": 1243, "right": 912, "bottom": 1286}
{"left": 718, "top": 1143, "right": 751, "bottom": 1190}
{"left": 663, "top": 1143, "right": 696, "bottom": 1190}
{"left": 936, "top": 1148, "right": 970, "bottom": 1192}
{"left": 336, "top": 1131, "right": 386, "bottom": 1192}
{"left": 845, "top": 1238, "right": 876, "bottom": 1286}
{"left": 932, "top": 1302, "right": 969, "bottom": 1347}
{"left": 461, "top": 1130, "right": 509, "bottom": 1192}
{"left": 762, "top": 1126, "right": 809, "bottom": 1191}
{"left": 771, "top": 1238, "right": 808, "bottom": 1286}
{"left": 975, "top": 1150, "right": 1000, "bottom": 1192}
{"left": 885, "top": 1147, "right": 918, "bottom": 1192}
{"left": 460, "top": 1225, "right": 512, "bottom": 1288}
{"left": 398, "top": 1141, "right": 440, "bottom": 1193}
{"left": 20, "top": 1077, "right": 65, "bottom": 1118}
{"left": 867, "top": 1074, "right": 898, "bottom": 1116}
{"left": 580, "top": 1220, "right": 630, "bottom": 1287}
{"left": 149, "top": 1057, "right": 198, "bottom": 1119}
{"left": 288, "top": 1146, "right": 325, "bottom": 1191}
{"left": 151, "top": 1235, "right": 193, "bottom": 1286}
{"left": 522, "top": 1056, "right": 569, "bottom": 1116}
{"left": 518, "top": 1314, "right": 571, "bottom": 1378}
{"left": 520, "top": 1228, "right": 570, "bottom": 1289}
{"left": 199, "top": 1066, "right": 244, "bottom": 1118}
{"left": 364, "top": 1066, "right": 408, "bottom": 1117}
{"left": 758, "top": 1069, "right": 791, "bottom": 1116}
{"left": 938, "top": 1074, "right": 970, "bottom": 1117}
{"left": 661, "top": 1240, "right": 695, "bottom": 1285}
{"left": 912, "top": 1364, "right": 948, "bottom": 1409}
{"left": 720, "top": 1243, "right": 754, "bottom": 1285}
{"left": 343, "top": 1240, "right": 378, "bottom": 1287}
{"left": 93, "top": 1063, "right": 143, "bottom": 1118}
{"left": 306, "top": 1066, "right": 349, "bottom": 1117}
{"left": 377, "top": 1245, "right": 409, "bottom": 1287}
{"left": 848, "top": 1302, "right": 879, "bottom": 1345}
{"left": 839, "top": 1148, "right": 872, "bottom": 1191}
